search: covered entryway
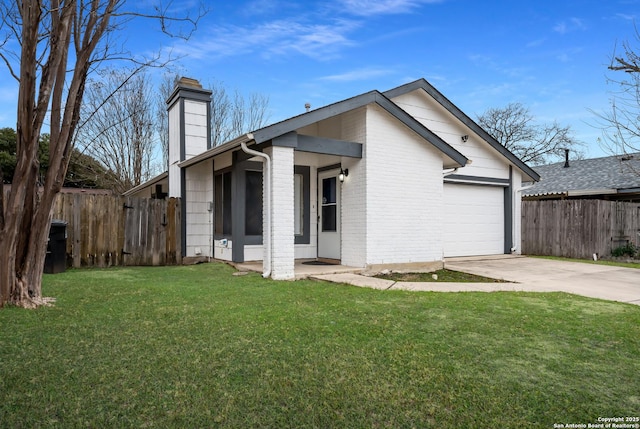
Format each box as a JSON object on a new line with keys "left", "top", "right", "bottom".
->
{"left": 444, "top": 183, "right": 505, "bottom": 257}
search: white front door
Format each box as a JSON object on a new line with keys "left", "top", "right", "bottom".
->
{"left": 318, "top": 170, "right": 341, "bottom": 260}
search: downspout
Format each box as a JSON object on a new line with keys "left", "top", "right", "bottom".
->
{"left": 240, "top": 137, "right": 272, "bottom": 278}
{"left": 511, "top": 184, "right": 535, "bottom": 253}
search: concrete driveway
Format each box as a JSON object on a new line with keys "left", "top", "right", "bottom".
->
{"left": 312, "top": 255, "right": 640, "bottom": 305}
{"left": 445, "top": 255, "right": 640, "bottom": 305}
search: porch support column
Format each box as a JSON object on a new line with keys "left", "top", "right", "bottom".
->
{"left": 264, "top": 144, "right": 295, "bottom": 280}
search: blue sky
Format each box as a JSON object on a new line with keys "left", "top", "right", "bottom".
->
{"left": 1, "top": 0, "right": 639, "bottom": 159}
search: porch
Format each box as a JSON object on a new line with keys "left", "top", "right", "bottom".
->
{"left": 234, "top": 259, "right": 363, "bottom": 280}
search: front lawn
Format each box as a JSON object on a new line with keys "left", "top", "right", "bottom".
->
{"left": 1, "top": 263, "right": 638, "bottom": 428}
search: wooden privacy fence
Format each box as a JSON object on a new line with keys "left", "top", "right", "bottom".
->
{"left": 522, "top": 200, "right": 640, "bottom": 259}
{"left": 51, "top": 194, "right": 181, "bottom": 267}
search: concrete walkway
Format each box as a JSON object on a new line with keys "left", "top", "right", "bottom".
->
{"left": 311, "top": 255, "right": 640, "bottom": 306}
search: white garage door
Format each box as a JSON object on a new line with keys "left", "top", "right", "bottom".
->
{"left": 444, "top": 183, "right": 505, "bottom": 257}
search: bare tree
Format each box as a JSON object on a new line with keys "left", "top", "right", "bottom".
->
{"left": 477, "top": 102, "right": 584, "bottom": 165}
{"left": 0, "top": 0, "right": 202, "bottom": 308}
{"left": 209, "top": 81, "right": 270, "bottom": 146}
{"left": 609, "top": 29, "right": 640, "bottom": 74}
{"left": 593, "top": 29, "right": 640, "bottom": 159}
{"left": 156, "top": 73, "right": 180, "bottom": 170}
{"left": 246, "top": 92, "right": 270, "bottom": 133}
{"left": 76, "top": 68, "right": 158, "bottom": 194}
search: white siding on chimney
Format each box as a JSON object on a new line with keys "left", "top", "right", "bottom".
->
{"left": 183, "top": 100, "right": 209, "bottom": 159}
{"left": 168, "top": 101, "right": 182, "bottom": 198}
{"left": 185, "top": 160, "right": 213, "bottom": 258}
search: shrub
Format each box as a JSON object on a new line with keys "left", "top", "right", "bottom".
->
{"left": 611, "top": 243, "right": 638, "bottom": 258}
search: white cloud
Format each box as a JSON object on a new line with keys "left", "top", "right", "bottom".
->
{"left": 615, "top": 13, "right": 637, "bottom": 21}
{"left": 553, "top": 17, "right": 587, "bottom": 34}
{"left": 169, "top": 18, "right": 360, "bottom": 61}
{"left": 468, "top": 82, "right": 518, "bottom": 100}
{"left": 555, "top": 46, "right": 584, "bottom": 63}
{"left": 319, "top": 67, "right": 394, "bottom": 82}
{"left": 468, "top": 54, "right": 528, "bottom": 78}
{"left": 338, "top": 0, "right": 442, "bottom": 16}
{"left": 554, "top": 22, "right": 567, "bottom": 34}
{"left": 526, "top": 38, "right": 546, "bottom": 48}
{"left": 242, "top": 0, "right": 281, "bottom": 15}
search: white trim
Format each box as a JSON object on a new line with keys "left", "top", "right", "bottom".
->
{"left": 179, "top": 134, "right": 255, "bottom": 168}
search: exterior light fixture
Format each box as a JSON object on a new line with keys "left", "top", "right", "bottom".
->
{"left": 461, "top": 135, "right": 469, "bottom": 142}
{"left": 339, "top": 168, "right": 349, "bottom": 182}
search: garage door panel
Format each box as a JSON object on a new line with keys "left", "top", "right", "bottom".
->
{"left": 444, "top": 184, "right": 504, "bottom": 257}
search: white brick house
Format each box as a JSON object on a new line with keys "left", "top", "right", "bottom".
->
{"left": 126, "top": 77, "right": 539, "bottom": 280}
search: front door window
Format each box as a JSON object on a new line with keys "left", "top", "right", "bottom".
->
{"left": 322, "top": 177, "right": 337, "bottom": 231}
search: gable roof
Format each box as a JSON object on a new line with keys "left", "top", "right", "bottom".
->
{"left": 179, "top": 88, "right": 469, "bottom": 170}
{"left": 251, "top": 90, "right": 468, "bottom": 169}
{"left": 383, "top": 79, "right": 540, "bottom": 182}
{"left": 522, "top": 153, "right": 640, "bottom": 198}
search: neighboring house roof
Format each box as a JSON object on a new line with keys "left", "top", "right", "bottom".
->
{"left": 3, "top": 184, "right": 115, "bottom": 196}
{"left": 123, "top": 172, "right": 168, "bottom": 197}
{"left": 522, "top": 153, "right": 640, "bottom": 199}
{"left": 383, "top": 78, "right": 540, "bottom": 182}
{"left": 180, "top": 84, "right": 469, "bottom": 170}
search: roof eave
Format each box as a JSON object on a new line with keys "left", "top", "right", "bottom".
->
{"left": 178, "top": 134, "right": 256, "bottom": 168}
{"left": 252, "top": 91, "right": 468, "bottom": 168}
{"left": 123, "top": 171, "right": 168, "bottom": 196}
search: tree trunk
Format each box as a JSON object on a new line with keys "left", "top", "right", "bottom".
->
{"left": 0, "top": 211, "right": 55, "bottom": 308}
{"left": 0, "top": 0, "right": 201, "bottom": 308}
{"left": 0, "top": 143, "right": 56, "bottom": 308}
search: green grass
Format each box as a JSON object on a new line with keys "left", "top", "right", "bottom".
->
{"left": 533, "top": 255, "right": 640, "bottom": 269}
{"left": 1, "top": 263, "right": 639, "bottom": 428}
{"left": 376, "top": 269, "right": 507, "bottom": 282}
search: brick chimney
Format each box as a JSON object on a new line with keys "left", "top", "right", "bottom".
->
{"left": 166, "top": 77, "right": 212, "bottom": 198}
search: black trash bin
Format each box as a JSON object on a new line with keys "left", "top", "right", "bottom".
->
{"left": 44, "top": 220, "right": 68, "bottom": 274}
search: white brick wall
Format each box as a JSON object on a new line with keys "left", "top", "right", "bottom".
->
{"left": 265, "top": 145, "right": 295, "bottom": 280}
{"left": 340, "top": 108, "right": 367, "bottom": 267}
{"left": 364, "top": 104, "right": 444, "bottom": 265}
{"left": 185, "top": 160, "right": 213, "bottom": 257}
